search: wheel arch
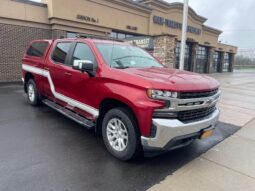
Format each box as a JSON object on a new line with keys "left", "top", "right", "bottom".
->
{"left": 96, "top": 98, "right": 139, "bottom": 136}
{"left": 24, "top": 72, "right": 34, "bottom": 93}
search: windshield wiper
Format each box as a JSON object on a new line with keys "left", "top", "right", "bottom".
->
{"left": 113, "top": 56, "right": 133, "bottom": 60}
{"left": 113, "top": 55, "right": 155, "bottom": 61}
{"left": 113, "top": 60, "right": 129, "bottom": 69}
{"left": 114, "top": 66, "right": 130, "bottom": 69}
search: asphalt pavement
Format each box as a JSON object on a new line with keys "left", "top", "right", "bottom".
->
{"left": 0, "top": 84, "right": 239, "bottom": 191}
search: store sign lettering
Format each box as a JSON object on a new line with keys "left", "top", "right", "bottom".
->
{"left": 153, "top": 15, "right": 201, "bottom": 35}
{"left": 76, "top": 14, "right": 99, "bottom": 23}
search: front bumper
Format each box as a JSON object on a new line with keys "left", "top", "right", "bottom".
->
{"left": 141, "top": 108, "right": 220, "bottom": 150}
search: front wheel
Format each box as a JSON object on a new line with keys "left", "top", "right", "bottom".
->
{"left": 102, "top": 107, "right": 141, "bottom": 161}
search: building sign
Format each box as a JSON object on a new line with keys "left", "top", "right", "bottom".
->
{"left": 126, "top": 25, "right": 138, "bottom": 31}
{"left": 76, "top": 14, "right": 99, "bottom": 23}
{"left": 153, "top": 15, "right": 201, "bottom": 35}
{"left": 125, "top": 36, "right": 154, "bottom": 50}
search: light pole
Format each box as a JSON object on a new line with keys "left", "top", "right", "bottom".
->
{"left": 179, "top": 0, "right": 189, "bottom": 70}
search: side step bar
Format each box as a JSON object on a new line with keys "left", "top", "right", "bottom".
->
{"left": 42, "top": 99, "right": 95, "bottom": 129}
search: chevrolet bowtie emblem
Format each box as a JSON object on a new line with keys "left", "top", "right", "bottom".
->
{"left": 205, "top": 98, "right": 214, "bottom": 104}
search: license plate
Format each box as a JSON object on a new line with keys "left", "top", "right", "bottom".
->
{"left": 200, "top": 129, "right": 214, "bottom": 139}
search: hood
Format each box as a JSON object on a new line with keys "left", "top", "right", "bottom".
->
{"left": 122, "top": 67, "right": 219, "bottom": 92}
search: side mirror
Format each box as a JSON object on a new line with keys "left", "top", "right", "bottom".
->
{"left": 73, "top": 60, "right": 95, "bottom": 76}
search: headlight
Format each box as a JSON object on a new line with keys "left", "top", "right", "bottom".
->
{"left": 147, "top": 89, "right": 178, "bottom": 100}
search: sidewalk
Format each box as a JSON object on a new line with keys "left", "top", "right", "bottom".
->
{"left": 149, "top": 118, "right": 255, "bottom": 191}
{"left": 148, "top": 71, "right": 255, "bottom": 191}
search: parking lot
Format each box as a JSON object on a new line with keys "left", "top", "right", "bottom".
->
{"left": 0, "top": 79, "right": 240, "bottom": 191}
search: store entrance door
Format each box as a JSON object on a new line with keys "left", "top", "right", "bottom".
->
{"left": 175, "top": 42, "right": 192, "bottom": 71}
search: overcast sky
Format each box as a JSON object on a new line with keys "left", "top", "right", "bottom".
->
{"left": 165, "top": 0, "right": 255, "bottom": 49}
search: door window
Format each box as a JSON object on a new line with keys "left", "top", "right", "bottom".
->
{"left": 71, "top": 43, "right": 96, "bottom": 65}
{"left": 195, "top": 46, "right": 208, "bottom": 73}
{"left": 223, "top": 53, "right": 230, "bottom": 72}
{"left": 212, "top": 51, "right": 220, "bottom": 72}
{"left": 175, "top": 42, "right": 192, "bottom": 71}
{"left": 52, "top": 42, "right": 72, "bottom": 64}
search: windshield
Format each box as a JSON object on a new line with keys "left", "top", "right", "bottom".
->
{"left": 95, "top": 43, "right": 164, "bottom": 69}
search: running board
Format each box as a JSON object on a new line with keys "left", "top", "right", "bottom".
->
{"left": 42, "top": 99, "right": 95, "bottom": 129}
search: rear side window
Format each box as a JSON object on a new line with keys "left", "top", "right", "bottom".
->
{"left": 26, "top": 42, "right": 49, "bottom": 57}
{"left": 52, "top": 42, "right": 72, "bottom": 64}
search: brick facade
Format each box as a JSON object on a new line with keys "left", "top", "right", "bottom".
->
{"left": 52, "top": 29, "right": 67, "bottom": 39}
{"left": 153, "top": 35, "right": 176, "bottom": 68}
{"left": 0, "top": 23, "right": 52, "bottom": 82}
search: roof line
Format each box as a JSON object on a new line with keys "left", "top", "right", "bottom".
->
{"left": 203, "top": 25, "right": 222, "bottom": 34}
{"left": 11, "top": 0, "right": 47, "bottom": 7}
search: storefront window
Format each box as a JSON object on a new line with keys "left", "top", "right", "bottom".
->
{"left": 67, "top": 32, "right": 77, "bottom": 38}
{"left": 110, "top": 32, "right": 117, "bottom": 39}
{"left": 212, "top": 51, "right": 220, "bottom": 73}
{"left": 126, "top": 34, "right": 134, "bottom": 38}
{"left": 111, "top": 31, "right": 135, "bottom": 39}
{"left": 175, "top": 42, "right": 192, "bottom": 71}
{"left": 223, "top": 53, "right": 230, "bottom": 72}
{"left": 117, "top": 33, "right": 126, "bottom": 39}
{"left": 195, "top": 46, "right": 208, "bottom": 73}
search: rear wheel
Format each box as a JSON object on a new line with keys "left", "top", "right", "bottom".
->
{"left": 26, "top": 79, "right": 41, "bottom": 106}
{"left": 102, "top": 107, "right": 141, "bottom": 161}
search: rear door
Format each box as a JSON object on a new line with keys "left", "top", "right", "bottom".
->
{"left": 44, "top": 41, "right": 74, "bottom": 102}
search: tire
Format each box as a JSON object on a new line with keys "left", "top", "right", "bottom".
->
{"left": 102, "top": 107, "right": 141, "bottom": 161}
{"left": 26, "top": 79, "right": 41, "bottom": 106}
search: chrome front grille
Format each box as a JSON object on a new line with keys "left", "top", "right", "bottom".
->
{"left": 153, "top": 89, "right": 220, "bottom": 122}
{"left": 179, "top": 88, "right": 219, "bottom": 99}
{"left": 178, "top": 105, "right": 216, "bottom": 122}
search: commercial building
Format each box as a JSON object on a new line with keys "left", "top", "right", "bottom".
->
{"left": 0, "top": 0, "right": 237, "bottom": 82}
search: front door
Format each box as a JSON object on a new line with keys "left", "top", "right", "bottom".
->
{"left": 64, "top": 42, "right": 97, "bottom": 118}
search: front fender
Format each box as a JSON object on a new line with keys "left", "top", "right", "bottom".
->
{"left": 99, "top": 83, "right": 165, "bottom": 136}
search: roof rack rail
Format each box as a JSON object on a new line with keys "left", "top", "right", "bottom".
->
{"left": 75, "top": 33, "right": 124, "bottom": 42}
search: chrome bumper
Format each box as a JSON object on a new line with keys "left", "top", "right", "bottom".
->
{"left": 141, "top": 108, "right": 220, "bottom": 150}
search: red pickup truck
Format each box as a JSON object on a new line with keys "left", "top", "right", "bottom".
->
{"left": 22, "top": 37, "right": 220, "bottom": 160}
